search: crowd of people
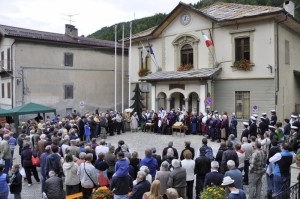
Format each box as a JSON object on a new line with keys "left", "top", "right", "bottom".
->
{"left": 0, "top": 109, "right": 299, "bottom": 199}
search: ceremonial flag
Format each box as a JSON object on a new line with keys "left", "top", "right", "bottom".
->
{"left": 141, "top": 43, "right": 148, "bottom": 64}
{"left": 201, "top": 32, "right": 213, "bottom": 47}
{"left": 147, "top": 41, "right": 159, "bottom": 70}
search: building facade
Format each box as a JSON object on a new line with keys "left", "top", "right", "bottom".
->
{"left": 127, "top": 2, "right": 300, "bottom": 121}
{"left": 0, "top": 24, "right": 128, "bottom": 115}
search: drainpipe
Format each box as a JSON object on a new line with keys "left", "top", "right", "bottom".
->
{"left": 275, "top": 12, "right": 288, "bottom": 106}
{"left": 10, "top": 40, "right": 16, "bottom": 108}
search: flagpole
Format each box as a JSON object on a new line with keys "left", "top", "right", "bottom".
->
{"left": 122, "top": 24, "right": 124, "bottom": 113}
{"left": 114, "top": 25, "right": 117, "bottom": 112}
{"left": 128, "top": 22, "right": 132, "bottom": 108}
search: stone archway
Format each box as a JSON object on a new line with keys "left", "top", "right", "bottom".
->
{"left": 169, "top": 92, "right": 185, "bottom": 111}
{"left": 156, "top": 92, "right": 167, "bottom": 111}
{"left": 188, "top": 92, "right": 200, "bottom": 115}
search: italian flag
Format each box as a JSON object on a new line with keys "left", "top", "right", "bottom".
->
{"left": 202, "top": 32, "right": 213, "bottom": 47}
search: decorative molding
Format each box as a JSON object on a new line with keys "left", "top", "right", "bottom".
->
{"left": 229, "top": 28, "right": 256, "bottom": 34}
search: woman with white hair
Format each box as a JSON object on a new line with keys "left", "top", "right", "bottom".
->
{"left": 134, "top": 165, "right": 152, "bottom": 185}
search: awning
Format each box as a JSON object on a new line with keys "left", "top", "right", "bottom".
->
{"left": 139, "top": 67, "right": 221, "bottom": 82}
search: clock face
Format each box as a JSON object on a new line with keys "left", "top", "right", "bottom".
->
{"left": 181, "top": 13, "right": 191, "bottom": 25}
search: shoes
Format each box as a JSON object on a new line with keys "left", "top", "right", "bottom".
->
{"left": 28, "top": 184, "right": 32, "bottom": 187}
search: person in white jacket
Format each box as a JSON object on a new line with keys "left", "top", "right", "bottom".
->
{"left": 63, "top": 153, "right": 80, "bottom": 195}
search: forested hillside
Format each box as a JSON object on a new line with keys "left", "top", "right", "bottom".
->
{"left": 88, "top": 0, "right": 300, "bottom": 41}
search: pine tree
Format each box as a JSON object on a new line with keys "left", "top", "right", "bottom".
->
{"left": 130, "top": 84, "right": 145, "bottom": 119}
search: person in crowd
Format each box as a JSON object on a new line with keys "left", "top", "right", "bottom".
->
{"left": 152, "top": 147, "right": 162, "bottom": 171}
{"left": 104, "top": 145, "right": 116, "bottom": 179}
{"left": 110, "top": 165, "right": 133, "bottom": 199}
{"left": 167, "top": 159, "right": 187, "bottom": 199}
{"left": 138, "top": 166, "right": 152, "bottom": 185}
{"left": 221, "top": 176, "right": 246, "bottom": 199}
{"left": 194, "top": 147, "right": 211, "bottom": 199}
{"left": 165, "top": 188, "right": 179, "bottom": 199}
{"left": 143, "top": 180, "right": 162, "bottom": 199}
{"left": 240, "top": 122, "right": 249, "bottom": 142}
{"left": 224, "top": 160, "right": 243, "bottom": 190}
{"left": 130, "top": 151, "right": 141, "bottom": 180}
{"left": 0, "top": 164, "right": 9, "bottom": 199}
{"left": 84, "top": 121, "right": 91, "bottom": 143}
{"left": 249, "top": 141, "right": 266, "bottom": 199}
{"left": 162, "top": 141, "right": 179, "bottom": 159}
{"left": 46, "top": 145, "right": 63, "bottom": 178}
{"left": 215, "top": 142, "right": 227, "bottom": 172}
{"left": 20, "top": 142, "right": 40, "bottom": 186}
{"left": 130, "top": 171, "right": 151, "bottom": 199}
{"left": 181, "top": 150, "right": 195, "bottom": 199}
{"left": 266, "top": 139, "right": 280, "bottom": 197}
{"left": 95, "top": 139, "right": 109, "bottom": 157}
{"left": 8, "top": 132, "right": 17, "bottom": 168}
{"left": 155, "top": 161, "right": 171, "bottom": 195}
{"left": 67, "top": 139, "right": 81, "bottom": 158}
{"left": 221, "top": 141, "right": 239, "bottom": 174}
{"left": 241, "top": 137, "right": 252, "bottom": 185}
{"left": 94, "top": 152, "right": 109, "bottom": 187}
{"left": 44, "top": 170, "right": 65, "bottom": 199}
{"left": 131, "top": 112, "right": 139, "bottom": 132}
{"left": 63, "top": 154, "right": 81, "bottom": 195}
{"left": 9, "top": 164, "right": 22, "bottom": 199}
{"left": 195, "top": 138, "right": 214, "bottom": 160}
{"left": 235, "top": 144, "right": 245, "bottom": 172}
{"left": 140, "top": 148, "right": 158, "bottom": 179}
{"left": 180, "top": 141, "right": 195, "bottom": 160}
{"left": 0, "top": 134, "right": 11, "bottom": 174}
{"left": 204, "top": 161, "right": 224, "bottom": 187}
{"left": 76, "top": 152, "right": 86, "bottom": 166}
{"left": 269, "top": 142, "right": 293, "bottom": 195}
{"left": 115, "top": 151, "right": 129, "bottom": 177}
{"left": 229, "top": 113, "right": 238, "bottom": 138}
{"left": 77, "top": 153, "right": 98, "bottom": 199}
{"left": 40, "top": 145, "right": 52, "bottom": 193}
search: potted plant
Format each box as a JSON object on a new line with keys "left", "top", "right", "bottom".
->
{"left": 177, "top": 64, "right": 193, "bottom": 71}
{"left": 232, "top": 59, "right": 253, "bottom": 71}
{"left": 201, "top": 186, "right": 227, "bottom": 199}
{"left": 92, "top": 186, "right": 114, "bottom": 199}
{"left": 138, "top": 68, "right": 150, "bottom": 77}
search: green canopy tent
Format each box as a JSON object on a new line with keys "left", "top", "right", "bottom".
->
{"left": 0, "top": 102, "right": 56, "bottom": 133}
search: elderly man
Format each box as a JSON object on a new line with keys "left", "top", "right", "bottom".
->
{"left": 44, "top": 170, "right": 65, "bottom": 199}
{"left": 167, "top": 159, "right": 187, "bottom": 199}
{"left": 95, "top": 139, "right": 109, "bottom": 157}
{"left": 162, "top": 141, "right": 179, "bottom": 159}
{"left": 224, "top": 160, "right": 243, "bottom": 189}
{"left": 0, "top": 134, "right": 11, "bottom": 174}
{"left": 129, "top": 171, "right": 150, "bottom": 199}
{"left": 204, "top": 161, "right": 224, "bottom": 187}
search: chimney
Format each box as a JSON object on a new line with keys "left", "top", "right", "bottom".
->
{"left": 65, "top": 24, "right": 78, "bottom": 37}
{"left": 283, "top": 1, "right": 295, "bottom": 17}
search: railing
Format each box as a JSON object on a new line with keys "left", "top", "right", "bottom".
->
{"left": 272, "top": 174, "right": 300, "bottom": 199}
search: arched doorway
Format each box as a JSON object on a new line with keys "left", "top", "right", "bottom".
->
{"left": 157, "top": 92, "right": 167, "bottom": 110}
{"left": 170, "top": 92, "right": 185, "bottom": 111}
{"left": 188, "top": 92, "right": 199, "bottom": 114}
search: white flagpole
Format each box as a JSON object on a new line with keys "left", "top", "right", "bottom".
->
{"left": 114, "top": 25, "right": 117, "bottom": 112}
{"left": 128, "top": 22, "right": 132, "bottom": 107}
{"left": 122, "top": 24, "right": 124, "bottom": 113}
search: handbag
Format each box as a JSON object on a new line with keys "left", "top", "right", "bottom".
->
{"left": 32, "top": 155, "right": 40, "bottom": 166}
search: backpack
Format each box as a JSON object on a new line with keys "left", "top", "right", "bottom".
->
{"left": 200, "top": 146, "right": 214, "bottom": 160}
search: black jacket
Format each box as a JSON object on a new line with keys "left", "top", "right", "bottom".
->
{"left": 204, "top": 171, "right": 224, "bottom": 187}
{"left": 110, "top": 175, "right": 133, "bottom": 195}
{"left": 45, "top": 176, "right": 65, "bottom": 199}
{"left": 129, "top": 180, "right": 151, "bottom": 199}
{"left": 194, "top": 155, "right": 211, "bottom": 178}
{"left": 221, "top": 148, "right": 239, "bottom": 174}
{"left": 21, "top": 147, "right": 33, "bottom": 167}
{"left": 10, "top": 171, "right": 22, "bottom": 194}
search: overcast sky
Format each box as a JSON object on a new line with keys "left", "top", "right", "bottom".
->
{"left": 0, "top": 0, "right": 200, "bottom": 36}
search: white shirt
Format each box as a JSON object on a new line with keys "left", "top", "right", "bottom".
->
{"left": 181, "top": 159, "right": 195, "bottom": 181}
{"left": 95, "top": 145, "right": 109, "bottom": 157}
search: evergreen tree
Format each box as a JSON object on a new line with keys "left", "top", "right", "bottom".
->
{"left": 130, "top": 84, "right": 145, "bottom": 119}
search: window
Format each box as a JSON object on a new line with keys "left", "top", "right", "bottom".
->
{"left": 181, "top": 44, "right": 193, "bottom": 65}
{"left": 64, "top": 85, "right": 73, "bottom": 99}
{"left": 285, "top": 40, "right": 290, "bottom": 64}
{"left": 1, "top": 83, "right": 4, "bottom": 98}
{"left": 7, "top": 48, "right": 10, "bottom": 70}
{"left": 235, "top": 37, "right": 250, "bottom": 61}
{"left": 235, "top": 91, "right": 250, "bottom": 119}
{"left": 7, "top": 82, "right": 10, "bottom": 99}
{"left": 0, "top": 51, "right": 4, "bottom": 66}
{"left": 64, "top": 53, "right": 73, "bottom": 66}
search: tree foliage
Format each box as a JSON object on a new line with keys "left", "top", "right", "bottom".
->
{"left": 88, "top": 0, "right": 300, "bottom": 41}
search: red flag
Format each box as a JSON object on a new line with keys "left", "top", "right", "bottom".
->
{"left": 201, "top": 32, "right": 213, "bottom": 47}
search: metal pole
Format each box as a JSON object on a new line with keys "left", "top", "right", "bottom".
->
{"left": 114, "top": 25, "right": 117, "bottom": 112}
{"left": 122, "top": 24, "right": 124, "bottom": 112}
{"left": 128, "top": 22, "right": 132, "bottom": 107}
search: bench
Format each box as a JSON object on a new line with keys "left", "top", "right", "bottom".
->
{"left": 172, "top": 125, "right": 186, "bottom": 136}
{"left": 66, "top": 192, "right": 82, "bottom": 199}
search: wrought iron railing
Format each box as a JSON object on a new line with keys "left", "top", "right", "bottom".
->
{"left": 272, "top": 174, "right": 300, "bottom": 199}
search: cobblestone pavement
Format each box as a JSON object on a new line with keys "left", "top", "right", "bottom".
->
{"left": 12, "top": 129, "right": 267, "bottom": 199}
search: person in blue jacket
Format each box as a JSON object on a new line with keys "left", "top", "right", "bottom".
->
{"left": 0, "top": 164, "right": 9, "bottom": 199}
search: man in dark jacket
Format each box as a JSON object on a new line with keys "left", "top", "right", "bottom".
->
{"left": 40, "top": 145, "right": 52, "bottom": 193}
{"left": 180, "top": 141, "right": 195, "bottom": 160}
{"left": 129, "top": 171, "right": 150, "bottom": 199}
{"left": 194, "top": 148, "right": 211, "bottom": 199}
{"left": 204, "top": 161, "right": 224, "bottom": 187}
{"left": 221, "top": 141, "right": 239, "bottom": 174}
{"left": 110, "top": 171, "right": 133, "bottom": 198}
{"left": 46, "top": 145, "right": 62, "bottom": 178}
{"left": 44, "top": 170, "right": 65, "bottom": 199}
{"left": 162, "top": 141, "right": 179, "bottom": 159}
{"left": 167, "top": 159, "right": 187, "bottom": 199}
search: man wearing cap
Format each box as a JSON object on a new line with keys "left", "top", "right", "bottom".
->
{"left": 258, "top": 117, "right": 268, "bottom": 136}
{"left": 221, "top": 176, "right": 246, "bottom": 199}
{"left": 290, "top": 126, "right": 300, "bottom": 151}
{"left": 249, "top": 116, "right": 258, "bottom": 138}
{"left": 262, "top": 113, "right": 270, "bottom": 126}
{"left": 241, "top": 137, "right": 252, "bottom": 185}
{"left": 204, "top": 161, "right": 223, "bottom": 187}
{"left": 240, "top": 122, "right": 249, "bottom": 142}
{"left": 167, "top": 159, "right": 187, "bottom": 199}
{"left": 249, "top": 141, "right": 266, "bottom": 199}
{"left": 270, "top": 110, "right": 277, "bottom": 126}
